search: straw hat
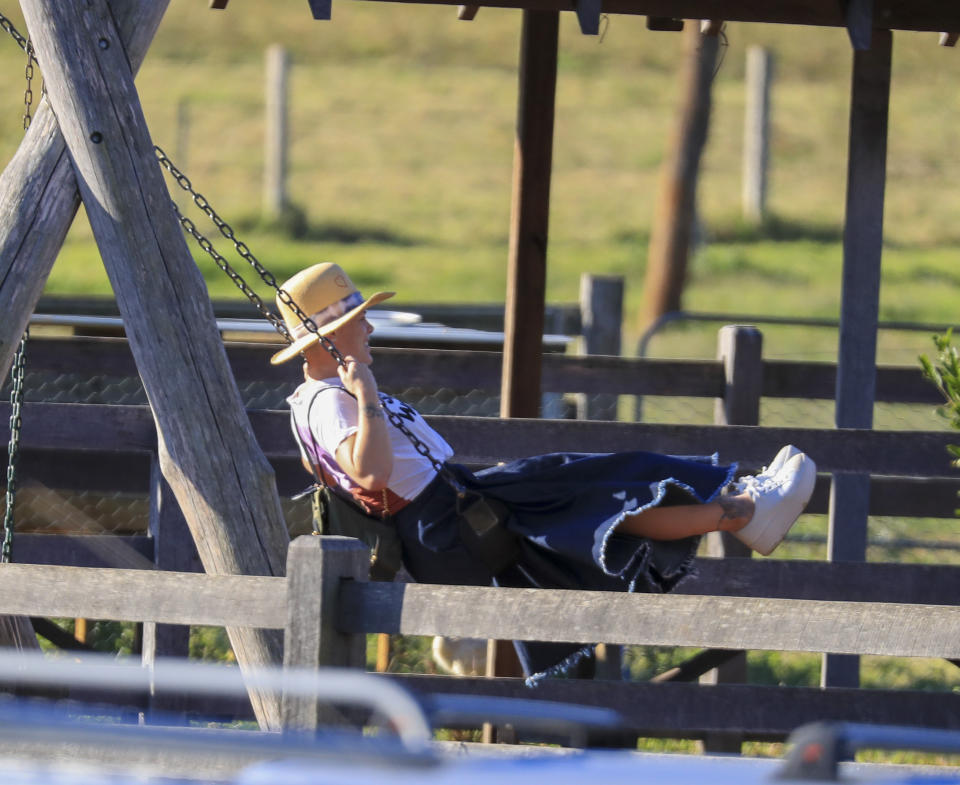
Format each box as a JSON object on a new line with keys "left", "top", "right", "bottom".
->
{"left": 270, "top": 263, "right": 395, "bottom": 365}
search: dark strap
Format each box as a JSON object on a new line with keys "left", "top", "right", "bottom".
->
{"left": 456, "top": 492, "right": 520, "bottom": 578}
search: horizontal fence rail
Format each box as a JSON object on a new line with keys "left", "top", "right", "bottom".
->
{"left": 2, "top": 402, "right": 958, "bottom": 479}
{"left": 337, "top": 582, "right": 960, "bottom": 660}
{"left": 0, "top": 564, "right": 286, "bottom": 628}
{"left": 8, "top": 336, "right": 948, "bottom": 403}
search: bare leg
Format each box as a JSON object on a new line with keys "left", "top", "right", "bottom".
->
{"left": 616, "top": 493, "right": 754, "bottom": 540}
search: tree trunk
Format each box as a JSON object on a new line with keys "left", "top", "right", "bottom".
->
{"left": 640, "top": 23, "right": 719, "bottom": 331}
{"left": 20, "top": 0, "right": 289, "bottom": 729}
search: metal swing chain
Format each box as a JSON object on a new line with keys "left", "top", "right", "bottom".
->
{"left": 23, "top": 38, "right": 34, "bottom": 130}
{"left": 154, "top": 145, "right": 462, "bottom": 489}
{"left": 3, "top": 330, "right": 28, "bottom": 564}
{"left": 0, "top": 16, "right": 38, "bottom": 563}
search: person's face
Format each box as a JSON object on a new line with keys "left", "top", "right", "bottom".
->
{"left": 329, "top": 314, "right": 375, "bottom": 365}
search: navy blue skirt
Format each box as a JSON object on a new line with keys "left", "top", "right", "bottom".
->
{"left": 392, "top": 450, "right": 737, "bottom": 683}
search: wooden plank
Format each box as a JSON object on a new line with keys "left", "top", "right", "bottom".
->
{"left": 15, "top": 534, "right": 154, "bottom": 569}
{"left": 680, "top": 558, "right": 960, "bottom": 605}
{"left": 338, "top": 582, "right": 960, "bottom": 659}
{"left": 458, "top": 4, "right": 480, "bottom": 18}
{"left": 941, "top": 32, "right": 959, "bottom": 46}
{"left": 5, "top": 403, "right": 960, "bottom": 479}
{"left": 386, "top": 674, "right": 960, "bottom": 738}
{"left": 351, "top": 0, "right": 960, "bottom": 32}
{"left": 576, "top": 274, "right": 623, "bottom": 419}
{"left": 502, "top": 10, "right": 558, "bottom": 418}
{"left": 0, "top": 564, "right": 285, "bottom": 628}
{"left": 827, "top": 27, "right": 892, "bottom": 689}
{"left": 19, "top": 336, "right": 943, "bottom": 403}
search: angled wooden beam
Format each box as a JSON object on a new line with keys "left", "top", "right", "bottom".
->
{"left": 458, "top": 5, "right": 479, "bottom": 19}
{"left": 20, "top": 0, "right": 290, "bottom": 730}
{"left": 307, "top": 0, "right": 332, "bottom": 19}
{"left": 841, "top": 0, "right": 874, "bottom": 50}
{"left": 0, "top": 1, "right": 166, "bottom": 380}
{"left": 575, "top": 0, "right": 601, "bottom": 35}
{"left": 941, "top": 32, "right": 959, "bottom": 46}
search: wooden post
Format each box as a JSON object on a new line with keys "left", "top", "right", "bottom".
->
{"left": 701, "top": 325, "right": 762, "bottom": 754}
{"left": 576, "top": 274, "right": 623, "bottom": 421}
{"left": 0, "top": 0, "right": 166, "bottom": 654}
{"left": 143, "top": 456, "right": 200, "bottom": 719}
{"left": 500, "top": 10, "right": 559, "bottom": 420}
{"left": 282, "top": 536, "right": 369, "bottom": 731}
{"left": 825, "top": 28, "right": 892, "bottom": 690}
{"left": 640, "top": 24, "right": 719, "bottom": 330}
{"left": 0, "top": 0, "right": 167, "bottom": 381}
{"left": 742, "top": 47, "right": 773, "bottom": 223}
{"left": 21, "top": 0, "right": 291, "bottom": 729}
{"left": 263, "top": 44, "right": 289, "bottom": 221}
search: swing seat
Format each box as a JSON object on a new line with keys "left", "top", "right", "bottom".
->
{"left": 311, "top": 485, "right": 403, "bottom": 581}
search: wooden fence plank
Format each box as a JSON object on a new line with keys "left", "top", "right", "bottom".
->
{"left": 338, "top": 582, "right": 960, "bottom": 659}
{"left": 0, "top": 564, "right": 285, "bottom": 628}
{"left": 4, "top": 403, "right": 958, "bottom": 479}
{"left": 385, "top": 674, "right": 960, "bottom": 738}
{"left": 17, "top": 336, "right": 945, "bottom": 403}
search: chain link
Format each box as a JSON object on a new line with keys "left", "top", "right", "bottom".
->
{"left": 0, "top": 11, "right": 30, "bottom": 53}
{"left": 154, "top": 144, "right": 462, "bottom": 489}
{"left": 3, "top": 330, "right": 28, "bottom": 564}
{"left": 23, "top": 39, "right": 33, "bottom": 130}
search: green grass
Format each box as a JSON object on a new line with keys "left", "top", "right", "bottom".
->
{"left": 0, "top": 6, "right": 956, "bottom": 360}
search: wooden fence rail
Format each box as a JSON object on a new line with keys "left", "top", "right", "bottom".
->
{"left": 0, "top": 536, "right": 957, "bottom": 741}
{"left": 2, "top": 329, "right": 959, "bottom": 741}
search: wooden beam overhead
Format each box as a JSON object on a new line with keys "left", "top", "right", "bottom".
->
{"left": 647, "top": 16, "right": 684, "bottom": 30}
{"left": 841, "top": 0, "right": 874, "bottom": 50}
{"left": 353, "top": 0, "right": 960, "bottom": 33}
{"left": 458, "top": 4, "right": 480, "bottom": 19}
{"left": 208, "top": 0, "right": 229, "bottom": 8}
{"left": 575, "top": 0, "right": 602, "bottom": 34}
{"left": 941, "top": 32, "right": 959, "bottom": 46}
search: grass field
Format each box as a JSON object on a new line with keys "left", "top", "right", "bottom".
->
{"left": 0, "top": 3, "right": 958, "bottom": 362}
{"left": 3, "top": 2, "right": 960, "bottom": 754}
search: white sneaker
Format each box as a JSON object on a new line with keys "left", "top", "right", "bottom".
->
{"left": 732, "top": 453, "right": 817, "bottom": 556}
{"left": 730, "top": 444, "right": 802, "bottom": 496}
{"left": 756, "top": 444, "right": 802, "bottom": 481}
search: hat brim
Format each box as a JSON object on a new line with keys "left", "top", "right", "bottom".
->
{"left": 270, "top": 291, "right": 395, "bottom": 365}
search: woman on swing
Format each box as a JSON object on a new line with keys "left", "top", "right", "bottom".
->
{"left": 276, "top": 263, "right": 816, "bottom": 681}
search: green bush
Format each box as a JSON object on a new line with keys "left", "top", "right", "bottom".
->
{"left": 919, "top": 330, "right": 960, "bottom": 472}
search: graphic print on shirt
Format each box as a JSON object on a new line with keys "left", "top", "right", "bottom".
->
{"left": 379, "top": 394, "right": 419, "bottom": 425}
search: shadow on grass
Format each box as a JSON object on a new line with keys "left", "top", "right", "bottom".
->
{"left": 233, "top": 206, "right": 421, "bottom": 247}
{"left": 709, "top": 215, "right": 843, "bottom": 244}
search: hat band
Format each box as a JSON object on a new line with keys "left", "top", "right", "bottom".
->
{"left": 289, "top": 290, "right": 365, "bottom": 340}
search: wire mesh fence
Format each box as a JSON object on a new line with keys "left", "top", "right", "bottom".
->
{"left": 1, "top": 327, "right": 957, "bottom": 560}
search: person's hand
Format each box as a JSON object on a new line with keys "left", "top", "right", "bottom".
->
{"left": 337, "top": 359, "right": 378, "bottom": 400}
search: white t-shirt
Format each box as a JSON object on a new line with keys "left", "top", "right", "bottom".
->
{"left": 287, "top": 377, "right": 454, "bottom": 501}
